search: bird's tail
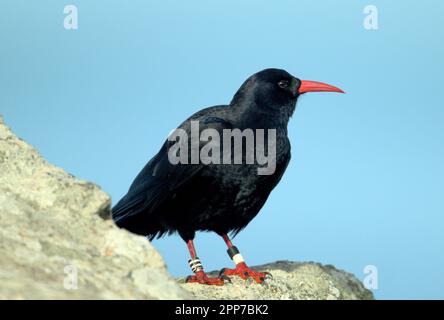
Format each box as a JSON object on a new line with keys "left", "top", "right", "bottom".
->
{"left": 112, "top": 192, "right": 163, "bottom": 238}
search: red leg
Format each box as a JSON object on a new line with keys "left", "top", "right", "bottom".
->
{"left": 219, "top": 234, "right": 270, "bottom": 284}
{"left": 185, "top": 239, "right": 224, "bottom": 286}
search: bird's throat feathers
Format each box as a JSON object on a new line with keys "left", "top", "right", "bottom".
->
{"left": 229, "top": 96, "right": 296, "bottom": 130}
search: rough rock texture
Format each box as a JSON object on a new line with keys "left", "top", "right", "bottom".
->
{"left": 180, "top": 261, "right": 374, "bottom": 300}
{"left": 0, "top": 116, "right": 373, "bottom": 300}
{"left": 0, "top": 116, "right": 191, "bottom": 299}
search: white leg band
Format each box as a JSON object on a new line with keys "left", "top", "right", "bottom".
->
{"left": 188, "top": 257, "right": 203, "bottom": 273}
{"left": 232, "top": 253, "right": 245, "bottom": 265}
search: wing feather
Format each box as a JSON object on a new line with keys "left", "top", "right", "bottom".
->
{"left": 112, "top": 115, "right": 232, "bottom": 230}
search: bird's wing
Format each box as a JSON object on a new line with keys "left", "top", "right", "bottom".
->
{"left": 112, "top": 116, "right": 232, "bottom": 224}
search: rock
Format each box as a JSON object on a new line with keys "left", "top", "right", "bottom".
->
{"left": 0, "top": 116, "right": 191, "bottom": 299}
{"left": 0, "top": 116, "right": 373, "bottom": 300}
{"left": 180, "top": 261, "right": 374, "bottom": 300}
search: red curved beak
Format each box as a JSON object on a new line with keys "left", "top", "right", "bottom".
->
{"left": 298, "top": 80, "right": 345, "bottom": 94}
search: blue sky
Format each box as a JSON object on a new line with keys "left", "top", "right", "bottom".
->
{"left": 1, "top": 1, "right": 443, "bottom": 299}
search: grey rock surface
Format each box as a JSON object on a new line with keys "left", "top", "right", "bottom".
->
{"left": 0, "top": 116, "right": 191, "bottom": 299}
{"left": 180, "top": 261, "right": 374, "bottom": 300}
{"left": 0, "top": 116, "right": 373, "bottom": 300}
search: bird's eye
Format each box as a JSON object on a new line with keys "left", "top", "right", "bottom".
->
{"left": 278, "top": 80, "right": 289, "bottom": 89}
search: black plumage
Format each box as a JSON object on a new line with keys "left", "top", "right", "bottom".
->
{"left": 112, "top": 68, "right": 343, "bottom": 284}
{"left": 113, "top": 69, "right": 295, "bottom": 240}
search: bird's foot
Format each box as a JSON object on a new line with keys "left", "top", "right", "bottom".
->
{"left": 220, "top": 262, "right": 271, "bottom": 284}
{"left": 186, "top": 270, "right": 225, "bottom": 286}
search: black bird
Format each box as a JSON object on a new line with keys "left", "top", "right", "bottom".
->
{"left": 113, "top": 68, "right": 344, "bottom": 285}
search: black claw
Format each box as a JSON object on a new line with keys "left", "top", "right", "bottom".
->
{"left": 185, "top": 276, "right": 192, "bottom": 283}
{"left": 244, "top": 271, "right": 249, "bottom": 277}
{"left": 264, "top": 271, "right": 273, "bottom": 278}
{"left": 220, "top": 275, "right": 232, "bottom": 283}
{"left": 218, "top": 268, "right": 227, "bottom": 277}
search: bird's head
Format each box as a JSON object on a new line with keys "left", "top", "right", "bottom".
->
{"left": 231, "top": 68, "right": 344, "bottom": 122}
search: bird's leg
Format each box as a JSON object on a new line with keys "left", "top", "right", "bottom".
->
{"left": 184, "top": 239, "right": 224, "bottom": 286}
{"left": 219, "top": 234, "right": 270, "bottom": 284}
